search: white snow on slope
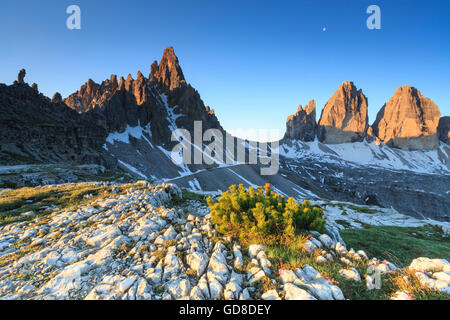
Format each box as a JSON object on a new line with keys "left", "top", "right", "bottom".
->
{"left": 117, "top": 160, "right": 147, "bottom": 179}
{"left": 292, "top": 186, "right": 318, "bottom": 200}
{"left": 227, "top": 168, "right": 258, "bottom": 188}
{"left": 188, "top": 178, "right": 202, "bottom": 191}
{"left": 160, "top": 93, "right": 182, "bottom": 132}
{"left": 316, "top": 200, "right": 450, "bottom": 235}
{"left": 157, "top": 146, "right": 192, "bottom": 176}
{"left": 280, "top": 139, "right": 450, "bottom": 175}
{"left": 106, "top": 122, "right": 152, "bottom": 146}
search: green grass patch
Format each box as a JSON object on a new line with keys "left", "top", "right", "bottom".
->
{"left": 347, "top": 205, "right": 378, "bottom": 214}
{"left": 182, "top": 189, "right": 206, "bottom": 202}
{"left": 169, "top": 188, "right": 206, "bottom": 207}
{"left": 340, "top": 225, "right": 450, "bottom": 267}
{"left": 264, "top": 243, "right": 394, "bottom": 300}
{"left": 264, "top": 242, "right": 450, "bottom": 300}
{"left": 335, "top": 219, "right": 352, "bottom": 228}
{"left": 74, "top": 170, "right": 133, "bottom": 183}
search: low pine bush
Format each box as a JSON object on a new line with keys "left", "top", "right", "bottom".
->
{"left": 206, "top": 183, "right": 325, "bottom": 244}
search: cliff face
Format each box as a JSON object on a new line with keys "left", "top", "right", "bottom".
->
{"left": 64, "top": 46, "right": 222, "bottom": 147}
{"left": 0, "top": 47, "right": 223, "bottom": 168}
{"left": 317, "top": 81, "right": 368, "bottom": 144}
{"left": 64, "top": 76, "right": 119, "bottom": 113}
{"left": 0, "top": 81, "right": 112, "bottom": 166}
{"left": 285, "top": 82, "right": 444, "bottom": 151}
{"left": 149, "top": 46, "right": 186, "bottom": 91}
{"left": 372, "top": 85, "right": 441, "bottom": 150}
{"left": 284, "top": 100, "right": 316, "bottom": 141}
{"left": 437, "top": 116, "right": 450, "bottom": 145}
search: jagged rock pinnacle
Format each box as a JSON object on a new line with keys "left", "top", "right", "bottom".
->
{"left": 17, "top": 69, "right": 26, "bottom": 85}
{"left": 51, "top": 92, "right": 63, "bottom": 103}
{"left": 318, "top": 81, "right": 368, "bottom": 144}
{"left": 437, "top": 116, "right": 450, "bottom": 144}
{"left": 285, "top": 100, "right": 317, "bottom": 141}
{"left": 371, "top": 85, "right": 441, "bottom": 150}
{"left": 150, "top": 46, "right": 186, "bottom": 91}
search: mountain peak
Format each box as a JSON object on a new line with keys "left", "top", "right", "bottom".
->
{"left": 318, "top": 81, "right": 368, "bottom": 144}
{"left": 150, "top": 46, "right": 186, "bottom": 90}
{"left": 372, "top": 85, "right": 441, "bottom": 150}
{"left": 341, "top": 80, "right": 354, "bottom": 88}
{"left": 162, "top": 46, "right": 176, "bottom": 60}
{"left": 285, "top": 100, "right": 317, "bottom": 141}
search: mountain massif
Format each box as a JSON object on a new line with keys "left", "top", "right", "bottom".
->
{"left": 63, "top": 47, "right": 221, "bottom": 145}
{"left": 285, "top": 82, "right": 447, "bottom": 151}
{"left": 0, "top": 47, "right": 450, "bottom": 302}
{"left": 0, "top": 47, "right": 449, "bottom": 222}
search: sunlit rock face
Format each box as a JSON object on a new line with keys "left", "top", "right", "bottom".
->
{"left": 63, "top": 46, "right": 222, "bottom": 145}
{"left": 318, "top": 81, "right": 368, "bottom": 144}
{"left": 372, "top": 85, "right": 441, "bottom": 150}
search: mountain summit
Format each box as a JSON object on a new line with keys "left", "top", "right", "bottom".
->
{"left": 372, "top": 85, "right": 441, "bottom": 150}
{"left": 284, "top": 100, "right": 317, "bottom": 141}
{"left": 317, "top": 81, "right": 369, "bottom": 144}
{"left": 150, "top": 46, "right": 186, "bottom": 91}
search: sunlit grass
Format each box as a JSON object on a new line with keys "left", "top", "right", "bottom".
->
{"left": 0, "top": 182, "right": 148, "bottom": 226}
{"left": 340, "top": 225, "right": 450, "bottom": 267}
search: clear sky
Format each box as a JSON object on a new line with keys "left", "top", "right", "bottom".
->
{"left": 1, "top": 0, "right": 449, "bottom": 140}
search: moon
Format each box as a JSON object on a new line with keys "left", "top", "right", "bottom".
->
{"left": 322, "top": 27, "right": 327, "bottom": 32}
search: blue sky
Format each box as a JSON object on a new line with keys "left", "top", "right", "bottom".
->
{"left": 1, "top": 0, "right": 449, "bottom": 140}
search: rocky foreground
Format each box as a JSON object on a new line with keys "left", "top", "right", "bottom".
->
{"left": 0, "top": 182, "right": 449, "bottom": 300}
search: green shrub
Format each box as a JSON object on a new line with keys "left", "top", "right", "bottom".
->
{"left": 206, "top": 184, "right": 325, "bottom": 244}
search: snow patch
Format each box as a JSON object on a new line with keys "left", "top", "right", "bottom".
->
{"left": 118, "top": 160, "right": 147, "bottom": 179}
{"left": 106, "top": 122, "right": 152, "bottom": 146}
{"left": 281, "top": 139, "right": 449, "bottom": 175}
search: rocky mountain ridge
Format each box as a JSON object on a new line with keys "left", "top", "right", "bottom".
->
{"left": 0, "top": 47, "right": 223, "bottom": 168}
{"left": 285, "top": 82, "right": 448, "bottom": 151}
{"left": 64, "top": 47, "right": 221, "bottom": 146}
{"left": 0, "top": 47, "right": 449, "bottom": 223}
{"left": 0, "top": 80, "right": 113, "bottom": 167}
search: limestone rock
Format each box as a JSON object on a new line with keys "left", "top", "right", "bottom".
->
{"left": 284, "top": 283, "right": 316, "bottom": 300}
{"left": 318, "top": 234, "right": 335, "bottom": 248}
{"left": 51, "top": 92, "right": 63, "bottom": 103}
{"left": 261, "top": 289, "right": 281, "bottom": 300}
{"left": 284, "top": 100, "right": 317, "bottom": 141}
{"left": 391, "top": 290, "right": 414, "bottom": 300}
{"left": 17, "top": 69, "right": 26, "bottom": 84}
{"left": 318, "top": 81, "right": 368, "bottom": 144}
{"left": 186, "top": 251, "right": 208, "bottom": 276}
{"left": 371, "top": 85, "right": 441, "bottom": 150}
{"left": 64, "top": 76, "right": 118, "bottom": 113}
{"left": 248, "top": 244, "right": 265, "bottom": 258}
{"left": 339, "top": 268, "right": 361, "bottom": 282}
{"left": 415, "top": 271, "right": 450, "bottom": 294}
{"left": 150, "top": 46, "right": 186, "bottom": 91}
{"left": 315, "top": 255, "right": 327, "bottom": 263}
{"left": 437, "top": 116, "right": 450, "bottom": 144}
{"left": 408, "top": 257, "right": 450, "bottom": 273}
